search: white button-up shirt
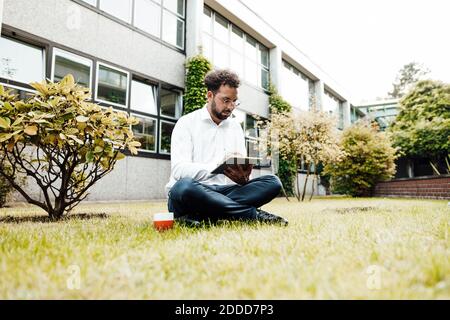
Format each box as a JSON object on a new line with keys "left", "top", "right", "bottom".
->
{"left": 165, "top": 106, "right": 247, "bottom": 194}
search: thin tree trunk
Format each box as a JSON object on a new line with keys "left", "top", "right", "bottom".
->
{"left": 281, "top": 184, "right": 290, "bottom": 201}
{"left": 295, "top": 160, "right": 301, "bottom": 201}
{"left": 309, "top": 164, "right": 317, "bottom": 201}
{"left": 301, "top": 163, "right": 311, "bottom": 202}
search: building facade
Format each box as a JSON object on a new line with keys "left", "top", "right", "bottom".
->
{"left": 1, "top": 0, "right": 353, "bottom": 201}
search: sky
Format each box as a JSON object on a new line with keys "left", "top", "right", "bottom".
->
{"left": 240, "top": 0, "right": 450, "bottom": 104}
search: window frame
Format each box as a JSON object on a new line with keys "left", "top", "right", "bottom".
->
{"left": 51, "top": 47, "right": 94, "bottom": 89}
{"left": 159, "top": 88, "right": 183, "bottom": 120}
{"left": 95, "top": 61, "right": 130, "bottom": 109}
{"left": 159, "top": 119, "right": 176, "bottom": 155}
{"left": 0, "top": 35, "right": 47, "bottom": 87}
{"left": 130, "top": 112, "right": 158, "bottom": 154}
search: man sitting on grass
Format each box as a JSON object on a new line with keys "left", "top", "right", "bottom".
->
{"left": 165, "top": 69, "right": 288, "bottom": 227}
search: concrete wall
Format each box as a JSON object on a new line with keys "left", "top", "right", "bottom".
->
{"left": 10, "top": 156, "right": 172, "bottom": 203}
{"left": 2, "top": 0, "right": 186, "bottom": 87}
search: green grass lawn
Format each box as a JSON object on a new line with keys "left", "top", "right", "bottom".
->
{"left": 0, "top": 197, "right": 449, "bottom": 299}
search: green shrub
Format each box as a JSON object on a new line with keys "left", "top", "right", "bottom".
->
{"left": 325, "top": 121, "right": 397, "bottom": 197}
{"left": 183, "top": 55, "right": 212, "bottom": 115}
{"left": 0, "top": 75, "right": 141, "bottom": 219}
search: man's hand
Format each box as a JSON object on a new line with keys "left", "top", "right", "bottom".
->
{"left": 223, "top": 164, "right": 253, "bottom": 185}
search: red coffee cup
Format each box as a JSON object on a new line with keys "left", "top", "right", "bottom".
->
{"left": 153, "top": 213, "right": 174, "bottom": 231}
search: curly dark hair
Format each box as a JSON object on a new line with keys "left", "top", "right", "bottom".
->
{"left": 204, "top": 69, "right": 240, "bottom": 93}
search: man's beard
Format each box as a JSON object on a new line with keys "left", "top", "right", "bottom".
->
{"left": 211, "top": 99, "right": 231, "bottom": 120}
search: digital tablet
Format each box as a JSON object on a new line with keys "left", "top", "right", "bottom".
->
{"left": 211, "top": 156, "right": 260, "bottom": 174}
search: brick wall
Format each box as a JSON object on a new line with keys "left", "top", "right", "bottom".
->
{"left": 374, "top": 175, "right": 450, "bottom": 200}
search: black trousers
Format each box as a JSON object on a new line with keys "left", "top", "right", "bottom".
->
{"left": 168, "top": 175, "right": 282, "bottom": 221}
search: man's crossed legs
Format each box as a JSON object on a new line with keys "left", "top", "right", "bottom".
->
{"left": 168, "top": 175, "right": 288, "bottom": 226}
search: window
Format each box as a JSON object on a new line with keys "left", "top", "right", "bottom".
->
{"left": 134, "top": 0, "right": 161, "bottom": 37}
{"left": 163, "top": 0, "right": 184, "bottom": 16}
{"left": 99, "top": 0, "right": 133, "bottom": 23}
{"left": 160, "top": 89, "right": 182, "bottom": 119}
{"left": 203, "top": 6, "right": 213, "bottom": 34}
{"left": 132, "top": 114, "right": 157, "bottom": 153}
{"left": 130, "top": 80, "right": 158, "bottom": 115}
{"left": 245, "top": 114, "right": 258, "bottom": 138}
{"left": 213, "top": 40, "right": 229, "bottom": 69}
{"left": 324, "top": 91, "right": 343, "bottom": 129}
{"left": 80, "top": 0, "right": 186, "bottom": 50}
{"left": 281, "top": 61, "right": 311, "bottom": 111}
{"left": 162, "top": 10, "right": 185, "bottom": 48}
{"left": 96, "top": 63, "right": 129, "bottom": 107}
{"left": 0, "top": 36, "right": 45, "bottom": 85}
{"left": 214, "top": 14, "right": 229, "bottom": 43}
{"left": 52, "top": 48, "right": 92, "bottom": 88}
{"left": 160, "top": 120, "right": 175, "bottom": 154}
{"left": 203, "top": 6, "right": 270, "bottom": 90}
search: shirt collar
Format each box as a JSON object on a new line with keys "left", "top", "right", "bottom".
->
{"left": 201, "top": 104, "right": 230, "bottom": 127}
{"left": 201, "top": 105, "right": 211, "bottom": 121}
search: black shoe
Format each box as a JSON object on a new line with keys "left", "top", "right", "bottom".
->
{"left": 175, "top": 214, "right": 219, "bottom": 227}
{"left": 256, "top": 209, "right": 289, "bottom": 226}
{"left": 175, "top": 214, "right": 202, "bottom": 228}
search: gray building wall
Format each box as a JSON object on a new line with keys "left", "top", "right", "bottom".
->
{"left": 2, "top": 0, "right": 185, "bottom": 88}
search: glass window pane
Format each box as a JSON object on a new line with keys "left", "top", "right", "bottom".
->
{"left": 213, "top": 40, "right": 229, "bottom": 69}
{"left": 261, "top": 69, "right": 269, "bottom": 90}
{"left": 160, "top": 121, "right": 175, "bottom": 154}
{"left": 132, "top": 116, "right": 156, "bottom": 152}
{"left": 230, "top": 51, "right": 244, "bottom": 78}
{"left": 97, "top": 64, "right": 128, "bottom": 106}
{"left": 0, "top": 37, "right": 45, "bottom": 84}
{"left": 131, "top": 80, "right": 157, "bottom": 115}
{"left": 246, "top": 138, "right": 259, "bottom": 158}
{"left": 99, "top": 0, "right": 132, "bottom": 23}
{"left": 203, "top": 7, "right": 212, "bottom": 34}
{"left": 245, "top": 59, "right": 258, "bottom": 86}
{"left": 245, "top": 36, "right": 257, "bottom": 60}
{"left": 53, "top": 49, "right": 92, "bottom": 88}
{"left": 259, "top": 47, "right": 269, "bottom": 67}
{"left": 134, "top": 0, "right": 161, "bottom": 37}
{"left": 213, "top": 14, "right": 229, "bottom": 44}
{"left": 231, "top": 26, "right": 244, "bottom": 54}
{"left": 162, "top": 11, "right": 184, "bottom": 48}
{"left": 281, "top": 62, "right": 309, "bottom": 110}
{"left": 161, "top": 89, "right": 182, "bottom": 119}
{"left": 245, "top": 114, "right": 258, "bottom": 138}
{"left": 163, "top": 0, "right": 184, "bottom": 17}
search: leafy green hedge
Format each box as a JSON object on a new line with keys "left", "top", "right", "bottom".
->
{"left": 183, "top": 55, "right": 212, "bottom": 115}
{"left": 325, "top": 121, "right": 397, "bottom": 197}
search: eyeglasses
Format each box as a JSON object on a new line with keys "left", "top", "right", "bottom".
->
{"left": 215, "top": 96, "right": 241, "bottom": 107}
